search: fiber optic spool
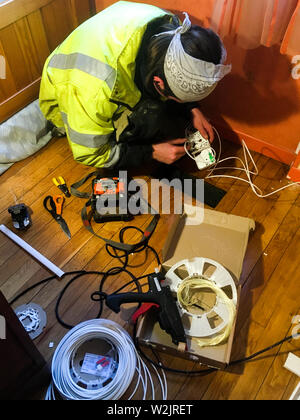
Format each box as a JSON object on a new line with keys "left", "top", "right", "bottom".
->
{"left": 15, "top": 303, "right": 47, "bottom": 339}
{"left": 164, "top": 258, "right": 237, "bottom": 338}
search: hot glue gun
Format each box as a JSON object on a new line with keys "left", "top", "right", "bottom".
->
{"left": 105, "top": 272, "right": 187, "bottom": 346}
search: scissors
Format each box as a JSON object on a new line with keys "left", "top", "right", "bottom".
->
{"left": 52, "top": 176, "right": 71, "bottom": 198}
{"left": 43, "top": 195, "right": 71, "bottom": 239}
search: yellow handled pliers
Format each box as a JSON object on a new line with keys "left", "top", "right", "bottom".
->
{"left": 52, "top": 176, "right": 71, "bottom": 198}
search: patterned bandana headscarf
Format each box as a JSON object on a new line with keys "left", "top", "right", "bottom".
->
{"left": 158, "top": 12, "right": 232, "bottom": 102}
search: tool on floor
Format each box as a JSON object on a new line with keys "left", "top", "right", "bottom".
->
{"left": 102, "top": 271, "right": 187, "bottom": 347}
{"left": 43, "top": 195, "right": 71, "bottom": 239}
{"left": 8, "top": 203, "right": 31, "bottom": 230}
{"left": 71, "top": 170, "right": 159, "bottom": 253}
{"left": 52, "top": 176, "right": 71, "bottom": 198}
{"left": 91, "top": 176, "right": 133, "bottom": 223}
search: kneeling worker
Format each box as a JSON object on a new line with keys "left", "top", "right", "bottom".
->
{"left": 39, "top": 1, "right": 231, "bottom": 170}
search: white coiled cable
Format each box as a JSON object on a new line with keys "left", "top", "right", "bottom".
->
{"left": 45, "top": 319, "right": 167, "bottom": 400}
{"left": 185, "top": 126, "right": 299, "bottom": 198}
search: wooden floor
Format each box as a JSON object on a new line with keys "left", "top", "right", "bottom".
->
{"left": 0, "top": 135, "right": 299, "bottom": 400}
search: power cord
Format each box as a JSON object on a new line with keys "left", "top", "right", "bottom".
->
{"left": 134, "top": 325, "right": 300, "bottom": 376}
{"left": 9, "top": 224, "right": 299, "bottom": 380}
{"left": 208, "top": 127, "right": 300, "bottom": 197}
{"left": 11, "top": 255, "right": 300, "bottom": 377}
{"left": 9, "top": 225, "right": 161, "bottom": 330}
{"left": 184, "top": 126, "right": 300, "bottom": 197}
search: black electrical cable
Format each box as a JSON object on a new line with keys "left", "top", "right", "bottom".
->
{"left": 105, "top": 226, "right": 153, "bottom": 268}
{"left": 132, "top": 323, "right": 216, "bottom": 376}
{"left": 54, "top": 253, "right": 160, "bottom": 330}
{"left": 55, "top": 270, "right": 104, "bottom": 330}
{"left": 229, "top": 334, "right": 299, "bottom": 366}
{"left": 133, "top": 323, "right": 300, "bottom": 376}
{"left": 10, "top": 226, "right": 161, "bottom": 330}
{"left": 9, "top": 234, "right": 299, "bottom": 378}
{"left": 9, "top": 271, "right": 87, "bottom": 306}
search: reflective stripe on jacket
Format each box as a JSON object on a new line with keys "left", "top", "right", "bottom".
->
{"left": 39, "top": 1, "right": 172, "bottom": 168}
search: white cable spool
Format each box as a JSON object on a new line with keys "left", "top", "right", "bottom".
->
{"left": 49, "top": 319, "right": 137, "bottom": 400}
{"left": 46, "top": 318, "right": 168, "bottom": 400}
{"left": 164, "top": 258, "right": 237, "bottom": 338}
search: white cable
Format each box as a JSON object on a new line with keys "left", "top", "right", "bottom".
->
{"left": 150, "top": 361, "right": 168, "bottom": 400}
{"left": 185, "top": 125, "right": 299, "bottom": 198}
{"left": 45, "top": 319, "right": 167, "bottom": 400}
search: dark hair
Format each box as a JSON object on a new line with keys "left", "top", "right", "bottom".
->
{"left": 136, "top": 16, "right": 224, "bottom": 99}
{"left": 181, "top": 26, "right": 223, "bottom": 65}
{"left": 135, "top": 16, "right": 180, "bottom": 98}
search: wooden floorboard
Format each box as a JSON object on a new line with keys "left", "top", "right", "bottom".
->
{"left": 0, "top": 136, "right": 299, "bottom": 400}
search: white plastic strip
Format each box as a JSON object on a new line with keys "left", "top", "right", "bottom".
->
{"left": 284, "top": 352, "right": 300, "bottom": 377}
{"left": 0, "top": 224, "right": 65, "bottom": 278}
{"left": 290, "top": 381, "right": 300, "bottom": 400}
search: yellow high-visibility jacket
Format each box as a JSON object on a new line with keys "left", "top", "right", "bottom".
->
{"left": 39, "top": 1, "right": 172, "bottom": 168}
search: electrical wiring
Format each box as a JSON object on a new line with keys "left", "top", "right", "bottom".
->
{"left": 134, "top": 326, "right": 300, "bottom": 376}
{"left": 45, "top": 318, "right": 168, "bottom": 400}
{"left": 10, "top": 226, "right": 167, "bottom": 400}
{"left": 184, "top": 136, "right": 217, "bottom": 163}
{"left": 9, "top": 271, "right": 87, "bottom": 306}
{"left": 184, "top": 126, "right": 300, "bottom": 198}
{"left": 10, "top": 239, "right": 300, "bottom": 389}
{"left": 10, "top": 236, "right": 300, "bottom": 379}
{"left": 9, "top": 183, "right": 299, "bottom": 396}
{"left": 9, "top": 224, "right": 161, "bottom": 330}
{"left": 207, "top": 127, "right": 300, "bottom": 197}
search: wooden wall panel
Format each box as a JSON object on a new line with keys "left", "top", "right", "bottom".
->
{"left": 0, "top": 0, "right": 54, "bottom": 31}
{"left": 40, "top": 0, "right": 74, "bottom": 53}
{"left": 0, "top": 39, "right": 16, "bottom": 101}
{"left": 68, "top": 0, "right": 92, "bottom": 27}
{"left": 27, "top": 10, "right": 51, "bottom": 69}
{"left": 0, "top": 24, "right": 32, "bottom": 90}
{"left": 14, "top": 18, "right": 42, "bottom": 81}
{"left": 0, "top": 0, "right": 95, "bottom": 123}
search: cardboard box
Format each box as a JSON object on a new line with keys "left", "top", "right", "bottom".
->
{"left": 137, "top": 206, "right": 255, "bottom": 369}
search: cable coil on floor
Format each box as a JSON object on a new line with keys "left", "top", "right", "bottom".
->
{"left": 45, "top": 318, "right": 167, "bottom": 400}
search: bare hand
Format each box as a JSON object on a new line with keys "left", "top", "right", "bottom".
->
{"left": 152, "top": 138, "right": 186, "bottom": 164}
{"left": 191, "top": 108, "right": 214, "bottom": 142}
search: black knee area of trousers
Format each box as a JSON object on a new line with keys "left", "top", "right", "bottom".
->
{"left": 114, "top": 98, "right": 192, "bottom": 170}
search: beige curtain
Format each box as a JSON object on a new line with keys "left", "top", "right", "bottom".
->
{"left": 211, "top": 0, "right": 300, "bottom": 56}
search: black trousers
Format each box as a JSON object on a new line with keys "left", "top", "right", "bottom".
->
{"left": 109, "top": 98, "right": 193, "bottom": 171}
